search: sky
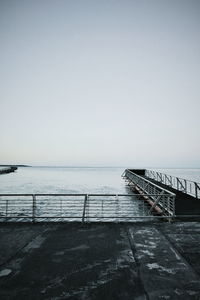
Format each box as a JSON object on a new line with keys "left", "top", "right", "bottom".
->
{"left": 0, "top": 0, "right": 200, "bottom": 167}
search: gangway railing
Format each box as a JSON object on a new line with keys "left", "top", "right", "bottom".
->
{"left": 145, "top": 170, "right": 200, "bottom": 199}
{"left": 122, "top": 170, "right": 176, "bottom": 216}
{"left": 0, "top": 193, "right": 175, "bottom": 223}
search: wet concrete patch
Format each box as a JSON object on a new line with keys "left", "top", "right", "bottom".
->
{"left": 65, "top": 244, "right": 90, "bottom": 251}
{"left": 0, "top": 269, "right": 12, "bottom": 277}
{"left": 128, "top": 224, "right": 200, "bottom": 299}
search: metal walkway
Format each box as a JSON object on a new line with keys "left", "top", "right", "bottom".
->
{"left": 122, "top": 169, "right": 176, "bottom": 217}
{"left": 122, "top": 169, "right": 200, "bottom": 218}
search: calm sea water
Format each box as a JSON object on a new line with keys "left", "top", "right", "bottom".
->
{"left": 0, "top": 167, "right": 199, "bottom": 194}
{"left": 0, "top": 167, "right": 126, "bottom": 194}
{"left": 0, "top": 167, "right": 199, "bottom": 222}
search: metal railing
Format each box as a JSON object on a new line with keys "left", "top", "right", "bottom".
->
{"left": 0, "top": 193, "right": 174, "bottom": 223}
{"left": 145, "top": 170, "right": 200, "bottom": 199}
{"left": 122, "top": 170, "right": 176, "bottom": 216}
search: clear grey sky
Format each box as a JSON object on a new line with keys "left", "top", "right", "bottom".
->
{"left": 0, "top": 0, "right": 199, "bottom": 167}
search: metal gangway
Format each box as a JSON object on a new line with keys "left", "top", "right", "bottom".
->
{"left": 122, "top": 169, "right": 176, "bottom": 217}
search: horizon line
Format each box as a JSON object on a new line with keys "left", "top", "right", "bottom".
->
{"left": 1, "top": 164, "right": 200, "bottom": 169}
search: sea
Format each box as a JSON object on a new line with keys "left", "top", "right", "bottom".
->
{"left": 0, "top": 167, "right": 200, "bottom": 194}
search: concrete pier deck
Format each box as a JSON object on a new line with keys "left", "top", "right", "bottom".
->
{"left": 0, "top": 222, "right": 200, "bottom": 299}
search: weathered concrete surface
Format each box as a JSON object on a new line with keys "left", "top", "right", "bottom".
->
{"left": 128, "top": 223, "right": 200, "bottom": 299}
{"left": 0, "top": 222, "right": 200, "bottom": 299}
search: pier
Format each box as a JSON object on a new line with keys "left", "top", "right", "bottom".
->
{"left": 122, "top": 169, "right": 200, "bottom": 218}
{"left": 0, "top": 169, "right": 200, "bottom": 298}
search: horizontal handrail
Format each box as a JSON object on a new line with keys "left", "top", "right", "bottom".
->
{"left": 149, "top": 171, "right": 200, "bottom": 185}
{"left": 0, "top": 193, "right": 175, "bottom": 223}
{"left": 0, "top": 193, "right": 172, "bottom": 197}
{"left": 145, "top": 170, "right": 200, "bottom": 199}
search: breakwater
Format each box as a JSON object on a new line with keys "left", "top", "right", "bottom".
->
{"left": 0, "top": 167, "right": 17, "bottom": 175}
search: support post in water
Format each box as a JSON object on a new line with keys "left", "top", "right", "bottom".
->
{"left": 82, "top": 194, "right": 88, "bottom": 224}
{"left": 32, "top": 194, "right": 36, "bottom": 222}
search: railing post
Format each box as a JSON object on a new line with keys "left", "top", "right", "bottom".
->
{"left": 143, "top": 196, "right": 145, "bottom": 216}
{"left": 177, "top": 178, "right": 179, "bottom": 190}
{"left": 82, "top": 194, "right": 87, "bottom": 224}
{"left": 5, "top": 199, "right": 8, "bottom": 221}
{"left": 32, "top": 194, "right": 36, "bottom": 223}
{"left": 115, "top": 194, "right": 119, "bottom": 222}
{"left": 169, "top": 175, "right": 172, "bottom": 186}
{"left": 184, "top": 179, "right": 187, "bottom": 193}
{"left": 195, "top": 183, "right": 200, "bottom": 199}
{"left": 157, "top": 172, "right": 163, "bottom": 182}
{"left": 60, "top": 198, "right": 63, "bottom": 219}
